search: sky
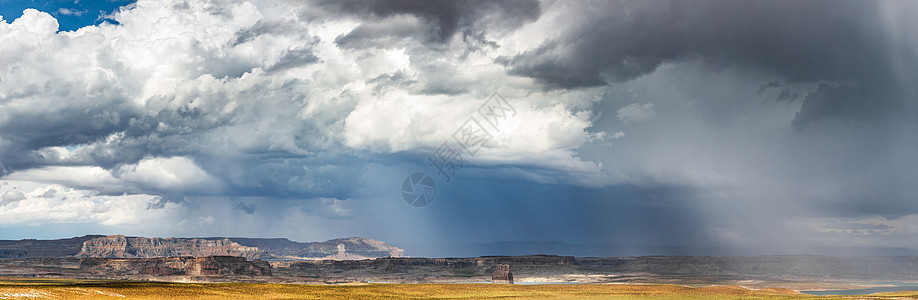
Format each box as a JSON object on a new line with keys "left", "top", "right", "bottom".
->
{"left": 0, "top": 0, "right": 917, "bottom": 257}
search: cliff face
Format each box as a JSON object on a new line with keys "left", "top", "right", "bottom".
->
{"left": 76, "top": 236, "right": 271, "bottom": 260}
{"left": 232, "top": 237, "right": 405, "bottom": 260}
{"left": 74, "top": 235, "right": 404, "bottom": 260}
{"left": 314, "top": 237, "right": 406, "bottom": 260}
{"left": 79, "top": 256, "right": 272, "bottom": 277}
{"left": 229, "top": 237, "right": 405, "bottom": 260}
{"left": 279, "top": 255, "right": 579, "bottom": 275}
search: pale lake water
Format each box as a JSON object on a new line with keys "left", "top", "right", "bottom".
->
{"left": 450, "top": 281, "right": 582, "bottom": 284}
{"left": 802, "top": 282, "right": 918, "bottom": 296}
{"left": 379, "top": 280, "right": 918, "bottom": 294}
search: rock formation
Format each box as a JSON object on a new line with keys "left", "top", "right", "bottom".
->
{"left": 12, "top": 254, "right": 918, "bottom": 283}
{"left": 79, "top": 256, "right": 272, "bottom": 277}
{"left": 491, "top": 264, "right": 513, "bottom": 284}
{"left": 227, "top": 236, "right": 405, "bottom": 260}
{"left": 0, "top": 235, "right": 102, "bottom": 258}
{"left": 69, "top": 235, "right": 404, "bottom": 260}
{"left": 75, "top": 235, "right": 271, "bottom": 260}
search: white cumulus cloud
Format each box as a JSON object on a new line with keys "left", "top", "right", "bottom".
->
{"left": 616, "top": 102, "right": 656, "bottom": 124}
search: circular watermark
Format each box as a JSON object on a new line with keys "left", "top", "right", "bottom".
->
{"left": 401, "top": 173, "right": 436, "bottom": 207}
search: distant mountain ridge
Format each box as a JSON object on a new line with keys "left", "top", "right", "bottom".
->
{"left": 216, "top": 237, "right": 405, "bottom": 260}
{"left": 0, "top": 235, "right": 103, "bottom": 258}
{"left": 0, "top": 235, "right": 404, "bottom": 260}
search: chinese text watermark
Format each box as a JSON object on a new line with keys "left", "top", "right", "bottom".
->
{"left": 400, "top": 92, "right": 517, "bottom": 207}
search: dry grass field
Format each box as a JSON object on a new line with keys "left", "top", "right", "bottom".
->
{"left": 1, "top": 277, "right": 917, "bottom": 299}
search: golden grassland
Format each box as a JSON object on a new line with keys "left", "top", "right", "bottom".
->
{"left": 1, "top": 277, "right": 917, "bottom": 299}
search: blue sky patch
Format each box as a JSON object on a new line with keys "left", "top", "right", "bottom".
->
{"left": 0, "top": 0, "right": 135, "bottom": 31}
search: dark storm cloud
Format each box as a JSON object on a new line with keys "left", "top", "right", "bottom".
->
{"left": 502, "top": 0, "right": 890, "bottom": 87}
{"left": 4, "top": 0, "right": 918, "bottom": 252}
{"left": 792, "top": 84, "right": 888, "bottom": 131}
{"left": 500, "top": 0, "right": 915, "bottom": 128}
{"left": 147, "top": 194, "right": 186, "bottom": 209}
{"left": 319, "top": 0, "right": 541, "bottom": 44}
{"left": 194, "top": 154, "right": 366, "bottom": 199}
{"left": 333, "top": 15, "right": 430, "bottom": 49}
{"left": 410, "top": 177, "right": 722, "bottom": 255}
{"left": 0, "top": 84, "right": 138, "bottom": 173}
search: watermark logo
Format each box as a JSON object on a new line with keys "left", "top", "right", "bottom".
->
{"left": 401, "top": 173, "right": 436, "bottom": 207}
{"left": 401, "top": 92, "right": 516, "bottom": 207}
{"left": 429, "top": 141, "right": 465, "bottom": 183}
{"left": 453, "top": 118, "right": 492, "bottom": 156}
{"left": 476, "top": 92, "right": 517, "bottom": 131}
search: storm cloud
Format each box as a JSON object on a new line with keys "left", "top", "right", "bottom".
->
{"left": 317, "top": 0, "right": 540, "bottom": 44}
{"left": 0, "top": 0, "right": 916, "bottom": 255}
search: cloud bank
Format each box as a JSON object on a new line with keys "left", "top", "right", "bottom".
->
{"left": 0, "top": 0, "right": 917, "bottom": 254}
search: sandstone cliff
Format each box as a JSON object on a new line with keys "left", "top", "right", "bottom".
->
{"left": 0, "top": 235, "right": 404, "bottom": 260}
{"left": 75, "top": 235, "right": 271, "bottom": 260}
{"left": 80, "top": 256, "right": 272, "bottom": 277}
{"left": 72, "top": 235, "right": 404, "bottom": 260}
{"left": 228, "top": 236, "right": 405, "bottom": 260}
